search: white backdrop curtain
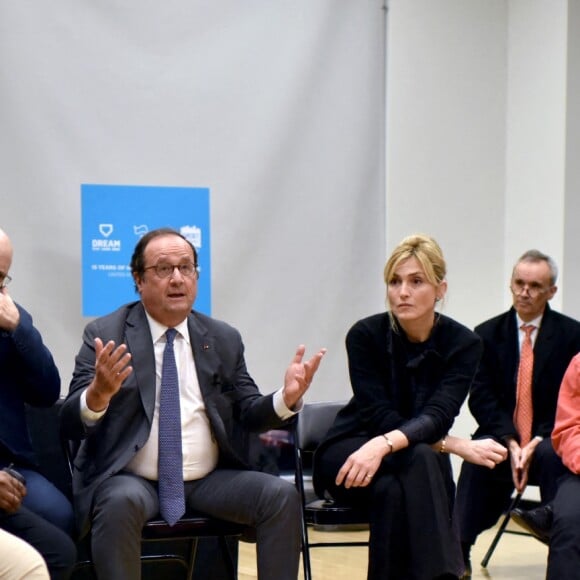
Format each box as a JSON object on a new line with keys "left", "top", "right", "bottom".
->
{"left": 0, "top": 1, "right": 386, "bottom": 400}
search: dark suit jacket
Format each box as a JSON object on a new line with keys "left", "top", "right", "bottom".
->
{"left": 0, "top": 304, "right": 60, "bottom": 466}
{"left": 60, "top": 301, "right": 289, "bottom": 533}
{"left": 323, "top": 312, "right": 482, "bottom": 446}
{"left": 468, "top": 304, "right": 580, "bottom": 441}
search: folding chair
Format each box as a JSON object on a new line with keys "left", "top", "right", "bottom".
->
{"left": 293, "top": 401, "right": 369, "bottom": 580}
{"left": 480, "top": 491, "right": 540, "bottom": 568}
{"left": 60, "top": 425, "right": 248, "bottom": 579}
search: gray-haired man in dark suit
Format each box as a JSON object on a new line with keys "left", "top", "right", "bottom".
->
{"left": 455, "top": 249, "right": 580, "bottom": 576}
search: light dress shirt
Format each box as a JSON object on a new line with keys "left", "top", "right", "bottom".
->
{"left": 515, "top": 313, "right": 543, "bottom": 350}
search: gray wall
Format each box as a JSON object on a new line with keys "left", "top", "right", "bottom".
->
{"left": 1, "top": 2, "right": 386, "bottom": 399}
{"left": 3, "top": 1, "right": 580, "bottom": 477}
{"left": 387, "top": 0, "right": 580, "bottom": 483}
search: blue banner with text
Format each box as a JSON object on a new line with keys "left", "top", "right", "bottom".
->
{"left": 81, "top": 184, "right": 210, "bottom": 317}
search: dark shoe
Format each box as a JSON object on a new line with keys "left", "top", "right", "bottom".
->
{"left": 510, "top": 504, "right": 553, "bottom": 545}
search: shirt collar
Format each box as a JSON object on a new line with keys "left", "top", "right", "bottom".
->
{"left": 515, "top": 312, "right": 543, "bottom": 330}
{"left": 144, "top": 311, "right": 191, "bottom": 345}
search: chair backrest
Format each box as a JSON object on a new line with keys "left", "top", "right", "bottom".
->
{"left": 57, "top": 410, "right": 245, "bottom": 580}
{"left": 293, "top": 400, "right": 346, "bottom": 497}
{"left": 296, "top": 401, "right": 345, "bottom": 453}
{"left": 293, "top": 400, "right": 366, "bottom": 580}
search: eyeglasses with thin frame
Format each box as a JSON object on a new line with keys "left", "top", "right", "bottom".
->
{"left": 0, "top": 273, "right": 12, "bottom": 290}
{"left": 510, "top": 280, "right": 551, "bottom": 298}
{"left": 143, "top": 263, "right": 199, "bottom": 279}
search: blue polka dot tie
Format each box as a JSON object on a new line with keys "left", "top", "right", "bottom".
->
{"left": 158, "top": 328, "right": 185, "bottom": 526}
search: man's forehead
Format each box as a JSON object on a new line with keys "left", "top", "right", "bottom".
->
{"left": 144, "top": 236, "right": 193, "bottom": 257}
{"left": 513, "top": 261, "right": 551, "bottom": 282}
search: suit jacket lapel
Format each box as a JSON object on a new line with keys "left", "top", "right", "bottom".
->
{"left": 499, "top": 309, "right": 520, "bottom": 386}
{"left": 124, "top": 303, "right": 157, "bottom": 425}
{"left": 186, "top": 312, "right": 235, "bottom": 448}
{"left": 533, "top": 305, "right": 557, "bottom": 381}
{"left": 187, "top": 313, "right": 219, "bottom": 399}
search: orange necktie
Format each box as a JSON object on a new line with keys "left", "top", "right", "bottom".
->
{"left": 514, "top": 324, "right": 535, "bottom": 446}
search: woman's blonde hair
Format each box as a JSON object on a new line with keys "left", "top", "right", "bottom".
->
{"left": 384, "top": 234, "right": 447, "bottom": 331}
{"left": 384, "top": 233, "right": 447, "bottom": 288}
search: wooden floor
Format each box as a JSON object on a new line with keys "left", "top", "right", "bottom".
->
{"left": 238, "top": 521, "right": 549, "bottom": 579}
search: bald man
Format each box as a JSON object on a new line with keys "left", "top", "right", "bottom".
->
{"left": 0, "top": 227, "right": 76, "bottom": 578}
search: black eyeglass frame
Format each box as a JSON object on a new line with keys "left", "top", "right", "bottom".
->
{"left": 142, "top": 263, "right": 199, "bottom": 279}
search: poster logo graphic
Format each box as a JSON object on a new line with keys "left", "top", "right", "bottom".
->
{"left": 82, "top": 185, "right": 211, "bottom": 317}
{"left": 180, "top": 225, "right": 202, "bottom": 248}
{"left": 99, "top": 224, "right": 113, "bottom": 237}
{"left": 133, "top": 224, "right": 148, "bottom": 236}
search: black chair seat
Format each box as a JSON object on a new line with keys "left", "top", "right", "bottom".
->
{"left": 141, "top": 514, "right": 246, "bottom": 540}
{"left": 24, "top": 399, "right": 251, "bottom": 579}
{"left": 305, "top": 499, "right": 369, "bottom": 527}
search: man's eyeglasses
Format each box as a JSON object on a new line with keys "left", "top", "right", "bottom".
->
{"left": 510, "top": 280, "right": 550, "bottom": 298}
{"left": 0, "top": 273, "right": 12, "bottom": 290}
{"left": 143, "top": 263, "right": 198, "bottom": 279}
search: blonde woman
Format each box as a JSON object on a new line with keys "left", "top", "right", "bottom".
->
{"left": 313, "top": 234, "right": 502, "bottom": 580}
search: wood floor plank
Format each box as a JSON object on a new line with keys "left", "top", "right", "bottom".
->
{"left": 238, "top": 523, "right": 548, "bottom": 579}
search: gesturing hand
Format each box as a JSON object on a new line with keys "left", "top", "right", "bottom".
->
{"left": 86, "top": 338, "right": 133, "bottom": 412}
{"left": 282, "top": 345, "right": 327, "bottom": 409}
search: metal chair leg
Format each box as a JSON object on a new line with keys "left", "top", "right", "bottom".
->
{"left": 294, "top": 448, "right": 313, "bottom": 580}
{"left": 481, "top": 493, "right": 522, "bottom": 568}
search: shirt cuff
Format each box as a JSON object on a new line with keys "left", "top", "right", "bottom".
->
{"left": 80, "top": 388, "right": 108, "bottom": 425}
{"left": 273, "top": 388, "right": 303, "bottom": 420}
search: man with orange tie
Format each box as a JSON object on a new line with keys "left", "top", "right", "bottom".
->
{"left": 454, "top": 250, "right": 580, "bottom": 577}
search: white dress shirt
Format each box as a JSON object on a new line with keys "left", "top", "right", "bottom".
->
{"left": 516, "top": 313, "right": 543, "bottom": 350}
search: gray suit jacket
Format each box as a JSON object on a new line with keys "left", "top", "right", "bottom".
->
{"left": 60, "top": 301, "right": 287, "bottom": 534}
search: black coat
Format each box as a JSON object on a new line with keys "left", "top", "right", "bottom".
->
{"left": 0, "top": 304, "right": 60, "bottom": 466}
{"left": 468, "top": 304, "right": 580, "bottom": 441}
{"left": 324, "top": 312, "right": 482, "bottom": 446}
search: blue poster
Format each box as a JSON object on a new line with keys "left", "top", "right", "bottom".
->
{"left": 81, "top": 184, "right": 210, "bottom": 317}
